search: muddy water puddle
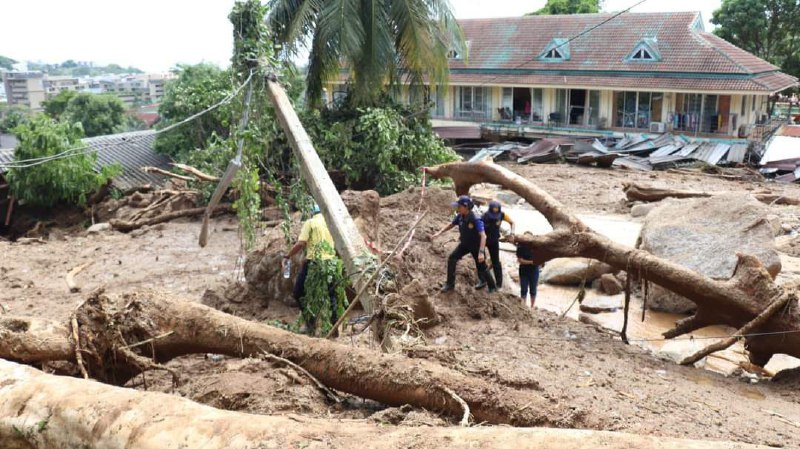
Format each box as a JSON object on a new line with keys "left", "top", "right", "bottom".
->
{"left": 498, "top": 207, "right": 800, "bottom": 377}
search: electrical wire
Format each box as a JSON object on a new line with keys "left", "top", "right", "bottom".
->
{"left": 1, "top": 71, "right": 254, "bottom": 170}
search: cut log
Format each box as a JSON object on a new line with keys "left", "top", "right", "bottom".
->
{"left": 110, "top": 205, "right": 234, "bottom": 232}
{"left": 0, "top": 291, "right": 562, "bottom": 427}
{"left": 266, "top": 78, "right": 378, "bottom": 317}
{"left": 0, "top": 360, "right": 759, "bottom": 449}
{"left": 425, "top": 162, "right": 800, "bottom": 365}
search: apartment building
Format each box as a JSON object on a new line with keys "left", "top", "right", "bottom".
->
{"left": 2, "top": 72, "right": 46, "bottom": 111}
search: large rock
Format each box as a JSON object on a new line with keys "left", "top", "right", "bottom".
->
{"left": 541, "top": 258, "right": 614, "bottom": 286}
{"left": 640, "top": 194, "right": 781, "bottom": 313}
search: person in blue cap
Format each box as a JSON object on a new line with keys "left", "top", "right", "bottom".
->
{"left": 480, "top": 200, "right": 515, "bottom": 289}
{"left": 429, "top": 195, "right": 497, "bottom": 293}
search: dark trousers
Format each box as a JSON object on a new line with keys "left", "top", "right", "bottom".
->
{"left": 293, "top": 260, "right": 338, "bottom": 324}
{"left": 486, "top": 239, "right": 502, "bottom": 287}
{"left": 447, "top": 243, "right": 496, "bottom": 288}
{"left": 519, "top": 265, "right": 540, "bottom": 299}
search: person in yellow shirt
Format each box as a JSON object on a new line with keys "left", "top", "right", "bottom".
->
{"left": 284, "top": 203, "right": 338, "bottom": 327}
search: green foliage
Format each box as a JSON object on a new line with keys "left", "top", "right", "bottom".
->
{"left": 7, "top": 116, "right": 121, "bottom": 207}
{"left": 154, "top": 64, "right": 234, "bottom": 161}
{"left": 42, "top": 90, "right": 78, "bottom": 120}
{"left": 529, "top": 0, "right": 602, "bottom": 15}
{"left": 300, "top": 101, "right": 457, "bottom": 195}
{"left": 0, "top": 55, "right": 16, "bottom": 71}
{"left": 712, "top": 0, "right": 800, "bottom": 83}
{"left": 0, "top": 104, "right": 32, "bottom": 133}
{"left": 268, "top": 0, "right": 463, "bottom": 108}
{"left": 62, "top": 93, "right": 126, "bottom": 137}
{"left": 302, "top": 242, "right": 348, "bottom": 336}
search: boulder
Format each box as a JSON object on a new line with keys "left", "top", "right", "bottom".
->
{"left": 597, "top": 273, "right": 624, "bottom": 295}
{"left": 579, "top": 295, "right": 623, "bottom": 314}
{"left": 630, "top": 203, "right": 657, "bottom": 218}
{"left": 86, "top": 223, "right": 112, "bottom": 234}
{"left": 541, "top": 258, "right": 614, "bottom": 286}
{"left": 640, "top": 194, "right": 781, "bottom": 313}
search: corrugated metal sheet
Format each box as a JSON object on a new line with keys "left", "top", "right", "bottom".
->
{"left": 649, "top": 143, "right": 684, "bottom": 158}
{"left": 691, "top": 143, "right": 730, "bottom": 165}
{"left": 677, "top": 143, "right": 701, "bottom": 157}
{"left": 0, "top": 131, "right": 171, "bottom": 190}
{"left": 85, "top": 131, "right": 170, "bottom": 190}
{"left": 725, "top": 144, "right": 748, "bottom": 163}
{"left": 613, "top": 156, "right": 653, "bottom": 171}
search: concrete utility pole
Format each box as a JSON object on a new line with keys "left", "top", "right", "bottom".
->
{"left": 265, "top": 76, "right": 377, "bottom": 316}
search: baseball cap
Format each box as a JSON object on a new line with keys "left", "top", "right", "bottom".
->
{"left": 451, "top": 195, "right": 473, "bottom": 209}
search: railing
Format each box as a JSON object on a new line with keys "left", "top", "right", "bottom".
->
{"left": 749, "top": 119, "right": 787, "bottom": 143}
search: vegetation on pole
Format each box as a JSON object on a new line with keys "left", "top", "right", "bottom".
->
{"left": 6, "top": 116, "right": 120, "bottom": 208}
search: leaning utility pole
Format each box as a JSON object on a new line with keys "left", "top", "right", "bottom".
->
{"left": 265, "top": 75, "right": 378, "bottom": 317}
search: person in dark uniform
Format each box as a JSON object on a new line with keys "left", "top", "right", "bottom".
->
{"left": 480, "top": 200, "right": 515, "bottom": 289}
{"left": 429, "top": 195, "right": 497, "bottom": 293}
{"left": 516, "top": 237, "right": 540, "bottom": 307}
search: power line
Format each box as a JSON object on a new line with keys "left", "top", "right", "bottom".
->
{"left": 1, "top": 71, "right": 254, "bottom": 170}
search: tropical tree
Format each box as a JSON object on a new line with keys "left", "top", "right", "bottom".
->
{"left": 267, "top": 0, "right": 463, "bottom": 108}
{"left": 62, "top": 93, "right": 126, "bottom": 137}
{"left": 6, "top": 116, "right": 120, "bottom": 207}
{"left": 42, "top": 90, "right": 78, "bottom": 120}
{"left": 528, "top": 0, "right": 602, "bottom": 15}
{"left": 0, "top": 104, "right": 32, "bottom": 133}
{"left": 712, "top": 0, "right": 800, "bottom": 79}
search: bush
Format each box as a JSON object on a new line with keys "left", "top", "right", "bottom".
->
{"left": 302, "top": 102, "right": 457, "bottom": 195}
{"left": 7, "top": 116, "right": 120, "bottom": 207}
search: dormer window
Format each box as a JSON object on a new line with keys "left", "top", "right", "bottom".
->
{"left": 626, "top": 39, "right": 661, "bottom": 62}
{"left": 631, "top": 48, "right": 653, "bottom": 60}
{"left": 448, "top": 40, "right": 470, "bottom": 60}
{"left": 545, "top": 48, "right": 564, "bottom": 59}
{"left": 539, "top": 38, "right": 570, "bottom": 62}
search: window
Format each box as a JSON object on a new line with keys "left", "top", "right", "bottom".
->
{"left": 631, "top": 48, "right": 654, "bottom": 60}
{"left": 626, "top": 40, "right": 661, "bottom": 62}
{"left": 539, "top": 38, "right": 570, "bottom": 61}
{"left": 545, "top": 48, "right": 564, "bottom": 59}
{"left": 613, "top": 91, "right": 660, "bottom": 129}
{"left": 454, "top": 86, "right": 490, "bottom": 120}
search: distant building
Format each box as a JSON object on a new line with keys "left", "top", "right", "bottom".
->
{"left": 2, "top": 72, "right": 46, "bottom": 111}
{"left": 44, "top": 76, "right": 81, "bottom": 95}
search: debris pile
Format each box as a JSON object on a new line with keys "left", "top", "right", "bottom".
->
{"left": 473, "top": 134, "right": 751, "bottom": 172}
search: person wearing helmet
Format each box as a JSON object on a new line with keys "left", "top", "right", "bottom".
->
{"left": 284, "top": 203, "right": 338, "bottom": 327}
{"left": 429, "top": 195, "right": 497, "bottom": 293}
{"left": 481, "top": 200, "right": 515, "bottom": 289}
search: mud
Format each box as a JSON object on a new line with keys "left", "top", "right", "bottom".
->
{"left": 2, "top": 162, "right": 800, "bottom": 446}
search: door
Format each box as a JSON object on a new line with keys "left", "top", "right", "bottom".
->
{"left": 718, "top": 95, "right": 731, "bottom": 134}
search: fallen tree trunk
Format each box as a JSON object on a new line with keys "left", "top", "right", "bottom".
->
{"left": 110, "top": 205, "right": 234, "bottom": 232}
{"left": 624, "top": 183, "right": 800, "bottom": 206}
{"left": 0, "top": 360, "right": 760, "bottom": 449}
{"left": 0, "top": 291, "right": 562, "bottom": 427}
{"left": 425, "top": 162, "right": 800, "bottom": 365}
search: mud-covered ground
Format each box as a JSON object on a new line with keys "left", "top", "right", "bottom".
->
{"left": 2, "top": 162, "right": 800, "bottom": 447}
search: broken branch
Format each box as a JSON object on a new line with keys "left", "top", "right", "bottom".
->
{"left": 442, "top": 386, "right": 471, "bottom": 426}
{"left": 171, "top": 163, "right": 220, "bottom": 182}
{"left": 65, "top": 262, "right": 92, "bottom": 293}
{"left": 141, "top": 166, "right": 194, "bottom": 182}
{"left": 261, "top": 350, "right": 342, "bottom": 403}
{"left": 679, "top": 294, "right": 793, "bottom": 366}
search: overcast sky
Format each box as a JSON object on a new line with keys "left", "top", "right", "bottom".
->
{"left": 0, "top": 0, "right": 721, "bottom": 73}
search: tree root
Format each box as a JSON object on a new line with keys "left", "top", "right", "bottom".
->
{"left": 0, "top": 290, "right": 569, "bottom": 427}
{"left": 425, "top": 162, "right": 800, "bottom": 365}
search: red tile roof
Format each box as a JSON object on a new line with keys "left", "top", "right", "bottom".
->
{"left": 447, "top": 12, "right": 797, "bottom": 93}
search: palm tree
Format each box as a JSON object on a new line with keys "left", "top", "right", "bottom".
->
{"left": 268, "top": 0, "right": 463, "bottom": 108}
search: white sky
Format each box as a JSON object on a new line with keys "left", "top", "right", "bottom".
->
{"left": 0, "top": 0, "right": 721, "bottom": 73}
